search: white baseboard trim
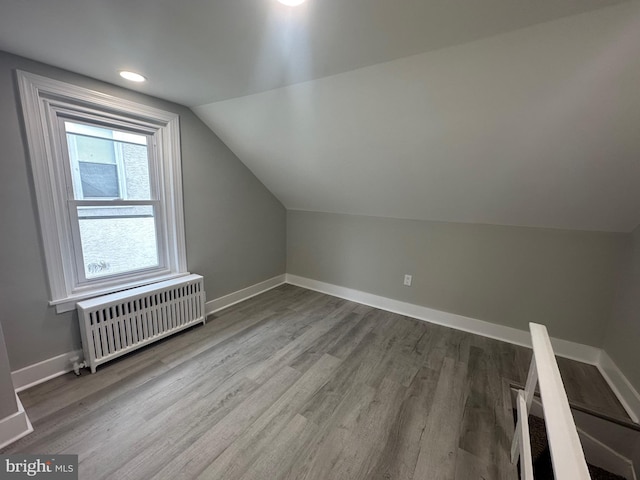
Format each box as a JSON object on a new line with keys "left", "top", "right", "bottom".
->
{"left": 548, "top": 336, "right": 602, "bottom": 365}
{"left": 0, "top": 395, "right": 33, "bottom": 450}
{"left": 12, "top": 349, "right": 83, "bottom": 393}
{"left": 206, "top": 274, "right": 286, "bottom": 316}
{"left": 596, "top": 351, "right": 640, "bottom": 424}
{"left": 285, "top": 274, "right": 602, "bottom": 365}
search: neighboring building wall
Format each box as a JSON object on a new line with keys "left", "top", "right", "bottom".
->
{"left": 0, "top": 50, "right": 286, "bottom": 370}
{"left": 122, "top": 142, "right": 150, "bottom": 199}
{"left": 604, "top": 225, "right": 640, "bottom": 391}
{"left": 287, "top": 210, "right": 629, "bottom": 347}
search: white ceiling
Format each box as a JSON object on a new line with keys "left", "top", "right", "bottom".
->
{"left": 194, "top": 2, "right": 640, "bottom": 232}
{"left": 0, "top": 0, "right": 627, "bottom": 106}
{"left": 1, "top": 0, "right": 639, "bottom": 232}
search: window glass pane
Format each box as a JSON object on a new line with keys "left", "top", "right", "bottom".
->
{"left": 74, "top": 134, "right": 116, "bottom": 164}
{"left": 78, "top": 162, "right": 119, "bottom": 197}
{"left": 65, "top": 121, "right": 152, "bottom": 201}
{"left": 77, "top": 206, "right": 159, "bottom": 279}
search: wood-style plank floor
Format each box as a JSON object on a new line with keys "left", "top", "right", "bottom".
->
{"left": 2, "top": 285, "right": 629, "bottom": 479}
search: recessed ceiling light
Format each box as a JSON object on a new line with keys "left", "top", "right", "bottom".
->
{"left": 277, "top": 0, "right": 306, "bottom": 6}
{"left": 119, "top": 71, "right": 146, "bottom": 82}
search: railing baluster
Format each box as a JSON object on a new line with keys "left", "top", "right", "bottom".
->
{"left": 517, "top": 390, "right": 535, "bottom": 480}
{"left": 511, "top": 355, "right": 538, "bottom": 464}
{"left": 523, "top": 354, "right": 538, "bottom": 411}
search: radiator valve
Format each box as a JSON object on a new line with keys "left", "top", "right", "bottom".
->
{"left": 70, "top": 356, "right": 87, "bottom": 376}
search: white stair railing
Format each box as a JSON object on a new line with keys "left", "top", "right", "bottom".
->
{"left": 510, "top": 323, "right": 591, "bottom": 480}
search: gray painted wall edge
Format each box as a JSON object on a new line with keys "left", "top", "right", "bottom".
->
{"left": 0, "top": 323, "right": 18, "bottom": 419}
{"left": 287, "top": 210, "right": 629, "bottom": 348}
{"left": 0, "top": 50, "right": 286, "bottom": 370}
{"left": 604, "top": 224, "right": 640, "bottom": 392}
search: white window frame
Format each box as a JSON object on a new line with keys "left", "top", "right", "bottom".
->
{"left": 17, "top": 71, "right": 189, "bottom": 313}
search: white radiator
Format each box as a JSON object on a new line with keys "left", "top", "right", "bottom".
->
{"left": 76, "top": 274, "right": 206, "bottom": 373}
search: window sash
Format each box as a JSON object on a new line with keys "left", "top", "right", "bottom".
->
{"left": 67, "top": 200, "right": 167, "bottom": 285}
{"left": 56, "top": 114, "right": 159, "bottom": 202}
{"left": 55, "top": 115, "right": 169, "bottom": 286}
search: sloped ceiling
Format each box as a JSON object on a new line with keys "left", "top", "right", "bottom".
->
{"left": 1, "top": 0, "right": 639, "bottom": 231}
{"left": 194, "top": 2, "right": 640, "bottom": 232}
{"left": 0, "top": 0, "right": 627, "bottom": 106}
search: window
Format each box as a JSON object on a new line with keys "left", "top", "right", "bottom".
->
{"left": 18, "top": 71, "right": 188, "bottom": 312}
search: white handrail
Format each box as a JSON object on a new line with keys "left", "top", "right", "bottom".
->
{"left": 511, "top": 322, "right": 591, "bottom": 479}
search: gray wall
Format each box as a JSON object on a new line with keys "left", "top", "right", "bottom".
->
{"left": 0, "top": 50, "right": 286, "bottom": 370}
{"left": 287, "top": 210, "right": 629, "bottom": 347}
{"left": 604, "top": 225, "right": 640, "bottom": 390}
{"left": 0, "top": 322, "right": 18, "bottom": 419}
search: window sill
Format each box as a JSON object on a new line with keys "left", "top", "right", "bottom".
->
{"left": 51, "top": 272, "right": 191, "bottom": 313}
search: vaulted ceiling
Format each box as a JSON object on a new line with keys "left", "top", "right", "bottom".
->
{"left": 1, "top": 0, "right": 639, "bottom": 231}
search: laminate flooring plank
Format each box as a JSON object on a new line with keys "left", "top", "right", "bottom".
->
{"left": 445, "top": 328, "right": 473, "bottom": 365}
{"left": 148, "top": 366, "right": 302, "bottom": 480}
{"left": 110, "top": 349, "right": 319, "bottom": 480}
{"left": 177, "top": 308, "right": 319, "bottom": 380}
{"left": 93, "top": 306, "right": 307, "bottom": 418}
{"left": 419, "top": 324, "right": 453, "bottom": 372}
{"left": 287, "top": 310, "right": 365, "bottom": 373}
{"left": 5, "top": 356, "right": 178, "bottom": 451}
{"left": 304, "top": 376, "right": 408, "bottom": 480}
{"left": 158, "top": 309, "right": 283, "bottom": 369}
{"left": 491, "top": 336, "right": 521, "bottom": 383}
{"left": 283, "top": 290, "right": 329, "bottom": 313}
{"left": 352, "top": 303, "right": 376, "bottom": 315}
{"left": 17, "top": 335, "right": 286, "bottom": 458}
{"left": 139, "top": 285, "right": 306, "bottom": 368}
{"left": 324, "top": 309, "right": 388, "bottom": 359}
{"left": 243, "top": 300, "right": 358, "bottom": 382}
{"left": 217, "top": 284, "right": 311, "bottom": 317}
{"left": 83, "top": 373, "right": 259, "bottom": 480}
{"left": 200, "top": 287, "right": 318, "bottom": 341}
{"left": 242, "top": 317, "right": 340, "bottom": 382}
{"left": 458, "top": 344, "right": 508, "bottom": 480}
{"left": 237, "top": 413, "right": 318, "bottom": 480}
{"left": 413, "top": 356, "right": 469, "bottom": 480}
{"left": 364, "top": 316, "right": 428, "bottom": 389}
{"left": 285, "top": 381, "right": 378, "bottom": 480}
{"left": 196, "top": 353, "right": 342, "bottom": 480}
{"left": 454, "top": 448, "right": 493, "bottom": 480}
{"left": 299, "top": 323, "right": 395, "bottom": 427}
{"left": 18, "top": 350, "right": 171, "bottom": 423}
{"left": 366, "top": 366, "right": 442, "bottom": 480}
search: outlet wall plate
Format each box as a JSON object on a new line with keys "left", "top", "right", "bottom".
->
{"left": 404, "top": 274, "right": 412, "bottom": 286}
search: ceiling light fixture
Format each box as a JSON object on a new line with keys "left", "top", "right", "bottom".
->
{"left": 277, "top": 0, "right": 306, "bottom": 6}
{"left": 119, "top": 71, "right": 146, "bottom": 82}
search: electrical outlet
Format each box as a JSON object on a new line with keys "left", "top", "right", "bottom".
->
{"left": 403, "top": 274, "right": 412, "bottom": 286}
